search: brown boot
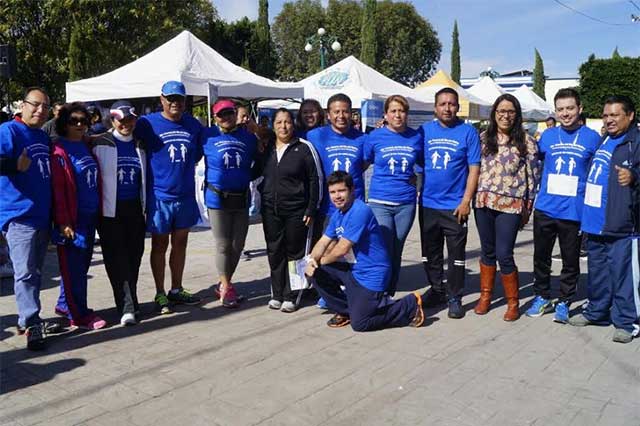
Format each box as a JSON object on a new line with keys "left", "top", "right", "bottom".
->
{"left": 501, "top": 270, "right": 520, "bottom": 321}
{"left": 474, "top": 262, "right": 496, "bottom": 315}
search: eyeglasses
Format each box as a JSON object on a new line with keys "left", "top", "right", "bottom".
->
{"left": 496, "top": 109, "right": 517, "bottom": 117}
{"left": 68, "top": 116, "right": 90, "bottom": 127}
{"left": 163, "top": 95, "right": 185, "bottom": 104}
{"left": 23, "top": 99, "right": 50, "bottom": 110}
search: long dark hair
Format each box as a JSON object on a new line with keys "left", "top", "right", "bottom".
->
{"left": 55, "top": 102, "right": 89, "bottom": 137}
{"left": 483, "top": 93, "right": 527, "bottom": 158}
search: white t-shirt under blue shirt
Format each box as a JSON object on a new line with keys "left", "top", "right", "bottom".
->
{"left": 420, "top": 119, "right": 481, "bottom": 210}
{"left": 535, "top": 125, "right": 600, "bottom": 222}
{"left": 364, "top": 126, "right": 423, "bottom": 205}
{"left": 324, "top": 198, "right": 390, "bottom": 292}
{"left": 581, "top": 133, "right": 625, "bottom": 235}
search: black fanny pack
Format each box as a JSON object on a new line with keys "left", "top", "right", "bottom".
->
{"left": 207, "top": 183, "right": 248, "bottom": 210}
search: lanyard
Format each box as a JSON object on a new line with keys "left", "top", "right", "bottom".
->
{"left": 558, "top": 127, "right": 580, "bottom": 145}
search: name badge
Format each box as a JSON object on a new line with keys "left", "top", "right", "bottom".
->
{"left": 584, "top": 182, "right": 602, "bottom": 208}
{"left": 547, "top": 174, "right": 578, "bottom": 197}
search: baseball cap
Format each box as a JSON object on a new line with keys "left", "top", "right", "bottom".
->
{"left": 161, "top": 80, "right": 186, "bottom": 97}
{"left": 213, "top": 99, "right": 236, "bottom": 115}
{"left": 110, "top": 100, "right": 137, "bottom": 120}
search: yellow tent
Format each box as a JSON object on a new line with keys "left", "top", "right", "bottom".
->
{"left": 415, "top": 70, "right": 491, "bottom": 119}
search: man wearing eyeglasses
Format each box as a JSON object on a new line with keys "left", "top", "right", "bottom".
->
{"left": 134, "top": 81, "right": 204, "bottom": 314}
{"left": 0, "top": 87, "right": 52, "bottom": 350}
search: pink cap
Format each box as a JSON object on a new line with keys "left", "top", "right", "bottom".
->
{"left": 213, "top": 99, "right": 236, "bottom": 115}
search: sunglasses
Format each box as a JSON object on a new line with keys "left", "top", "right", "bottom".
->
{"left": 68, "top": 116, "right": 90, "bottom": 127}
{"left": 163, "top": 95, "right": 185, "bottom": 103}
{"left": 216, "top": 109, "right": 236, "bottom": 118}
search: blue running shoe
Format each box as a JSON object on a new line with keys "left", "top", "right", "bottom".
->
{"left": 316, "top": 297, "right": 328, "bottom": 310}
{"left": 525, "top": 296, "right": 551, "bottom": 318}
{"left": 553, "top": 301, "right": 569, "bottom": 323}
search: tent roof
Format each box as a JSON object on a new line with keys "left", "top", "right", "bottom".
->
{"left": 66, "top": 30, "right": 302, "bottom": 102}
{"left": 259, "top": 55, "right": 433, "bottom": 111}
{"left": 467, "top": 76, "right": 505, "bottom": 105}
{"left": 512, "top": 85, "right": 554, "bottom": 121}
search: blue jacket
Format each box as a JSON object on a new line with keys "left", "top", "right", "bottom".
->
{"left": 600, "top": 124, "right": 640, "bottom": 237}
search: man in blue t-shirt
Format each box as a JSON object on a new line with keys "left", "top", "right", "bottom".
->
{"left": 568, "top": 95, "right": 640, "bottom": 344}
{"left": 0, "top": 87, "right": 52, "bottom": 350}
{"left": 304, "top": 171, "right": 424, "bottom": 331}
{"left": 526, "top": 88, "right": 599, "bottom": 323}
{"left": 419, "top": 88, "right": 481, "bottom": 319}
{"left": 134, "top": 81, "right": 204, "bottom": 313}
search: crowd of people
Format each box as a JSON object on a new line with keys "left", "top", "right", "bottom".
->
{"left": 0, "top": 80, "right": 638, "bottom": 351}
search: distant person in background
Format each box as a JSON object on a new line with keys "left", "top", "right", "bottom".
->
{"left": 237, "top": 105, "right": 251, "bottom": 125}
{"left": 87, "top": 105, "right": 108, "bottom": 135}
{"left": 352, "top": 110, "right": 362, "bottom": 131}
{"left": 41, "top": 102, "right": 63, "bottom": 138}
{"left": 295, "top": 99, "right": 325, "bottom": 139}
{"left": 236, "top": 104, "right": 263, "bottom": 220}
{"left": 545, "top": 116, "right": 557, "bottom": 129}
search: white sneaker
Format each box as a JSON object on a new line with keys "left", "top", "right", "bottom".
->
{"left": 268, "top": 299, "right": 282, "bottom": 310}
{"left": 0, "top": 263, "right": 14, "bottom": 278}
{"left": 120, "top": 312, "right": 136, "bottom": 326}
{"left": 281, "top": 301, "right": 296, "bottom": 313}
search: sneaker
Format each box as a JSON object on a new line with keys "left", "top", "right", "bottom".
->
{"left": 154, "top": 293, "right": 172, "bottom": 314}
{"left": 568, "top": 313, "right": 592, "bottom": 327}
{"left": 447, "top": 297, "right": 464, "bottom": 319}
{"left": 526, "top": 296, "right": 552, "bottom": 318}
{"left": 18, "top": 321, "right": 64, "bottom": 335}
{"left": 281, "top": 301, "right": 296, "bottom": 313}
{"left": 268, "top": 299, "right": 282, "bottom": 310}
{"left": 168, "top": 288, "right": 201, "bottom": 306}
{"left": 612, "top": 328, "right": 634, "bottom": 344}
{"left": 0, "top": 262, "right": 14, "bottom": 278}
{"left": 327, "top": 313, "right": 350, "bottom": 328}
{"left": 409, "top": 291, "right": 425, "bottom": 327}
{"left": 553, "top": 302, "right": 569, "bottom": 324}
{"left": 422, "top": 288, "right": 447, "bottom": 308}
{"left": 71, "top": 315, "right": 106, "bottom": 330}
{"left": 316, "top": 297, "right": 328, "bottom": 310}
{"left": 120, "top": 312, "right": 136, "bottom": 326}
{"left": 26, "top": 324, "right": 46, "bottom": 351}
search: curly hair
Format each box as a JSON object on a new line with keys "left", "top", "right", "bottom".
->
{"left": 55, "top": 102, "right": 89, "bottom": 137}
{"left": 483, "top": 94, "right": 527, "bottom": 158}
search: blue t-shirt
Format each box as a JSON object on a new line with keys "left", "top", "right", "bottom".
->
{"left": 135, "top": 112, "right": 203, "bottom": 201}
{"left": 202, "top": 127, "right": 257, "bottom": 209}
{"left": 535, "top": 126, "right": 600, "bottom": 222}
{"left": 581, "top": 134, "right": 625, "bottom": 235}
{"left": 420, "top": 119, "right": 481, "bottom": 210}
{"left": 306, "top": 125, "right": 366, "bottom": 215}
{"left": 364, "top": 126, "right": 423, "bottom": 205}
{"left": 115, "top": 138, "right": 142, "bottom": 201}
{"left": 0, "top": 120, "right": 52, "bottom": 231}
{"left": 324, "top": 198, "right": 390, "bottom": 292}
{"left": 61, "top": 139, "right": 99, "bottom": 215}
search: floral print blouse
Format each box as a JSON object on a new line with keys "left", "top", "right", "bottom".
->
{"left": 475, "top": 133, "right": 540, "bottom": 214}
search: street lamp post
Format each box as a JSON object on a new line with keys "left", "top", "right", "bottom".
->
{"left": 304, "top": 27, "right": 341, "bottom": 69}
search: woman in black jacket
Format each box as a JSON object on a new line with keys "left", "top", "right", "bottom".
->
{"left": 260, "top": 108, "right": 323, "bottom": 312}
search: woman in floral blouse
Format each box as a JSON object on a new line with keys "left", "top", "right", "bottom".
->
{"left": 473, "top": 93, "right": 540, "bottom": 321}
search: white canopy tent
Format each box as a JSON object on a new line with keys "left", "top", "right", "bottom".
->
{"left": 512, "top": 84, "right": 555, "bottom": 121}
{"left": 258, "top": 56, "right": 434, "bottom": 111}
{"left": 65, "top": 30, "right": 303, "bottom": 102}
{"left": 467, "top": 76, "right": 506, "bottom": 105}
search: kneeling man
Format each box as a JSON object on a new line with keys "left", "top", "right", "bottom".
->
{"left": 305, "top": 171, "right": 424, "bottom": 331}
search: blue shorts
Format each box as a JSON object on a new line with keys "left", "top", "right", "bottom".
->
{"left": 148, "top": 197, "right": 200, "bottom": 234}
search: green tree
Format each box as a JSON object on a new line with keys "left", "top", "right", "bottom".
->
{"left": 579, "top": 56, "right": 640, "bottom": 118}
{"left": 450, "top": 20, "right": 461, "bottom": 84}
{"left": 533, "top": 48, "right": 545, "bottom": 99}
{"left": 206, "top": 18, "right": 255, "bottom": 69}
{"left": 612, "top": 46, "right": 621, "bottom": 59}
{"left": 375, "top": 1, "right": 441, "bottom": 86}
{"left": 249, "top": 0, "right": 276, "bottom": 77}
{"left": 360, "top": 0, "right": 377, "bottom": 67}
{"left": 325, "top": 0, "right": 361, "bottom": 63}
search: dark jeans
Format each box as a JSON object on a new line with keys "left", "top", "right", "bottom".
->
{"left": 262, "top": 207, "right": 310, "bottom": 302}
{"left": 533, "top": 210, "right": 580, "bottom": 303}
{"left": 420, "top": 207, "right": 468, "bottom": 298}
{"left": 474, "top": 207, "right": 521, "bottom": 274}
{"left": 97, "top": 199, "right": 145, "bottom": 315}
{"left": 314, "top": 263, "right": 418, "bottom": 332}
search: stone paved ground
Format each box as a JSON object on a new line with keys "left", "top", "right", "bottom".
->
{"left": 1, "top": 217, "right": 639, "bottom": 426}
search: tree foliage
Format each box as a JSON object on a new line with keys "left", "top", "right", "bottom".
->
{"left": 612, "top": 46, "right": 621, "bottom": 59}
{"left": 533, "top": 48, "right": 545, "bottom": 99}
{"left": 450, "top": 20, "right": 460, "bottom": 84}
{"left": 250, "top": 0, "right": 276, "bottom": 78}
{"left": 360, "top": 0, "right": 377, "bottom": 67}
{"left": 578, "top": 55, "right": 640, "bottom": 118}
{"left": 325, "top": 0, "right": 361, "bottom": 63}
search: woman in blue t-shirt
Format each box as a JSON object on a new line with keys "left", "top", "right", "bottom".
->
{"left": 364, "top": 95, "right": 423, "bottom": 296}
{"left": 51, "top": 102, "right": 106, "bottom": 330}
{"left": 203, "top": 100, "right": 258, "bottom": 308}
{"left": 92, "top": 100, "right": 147, "bottom": 326}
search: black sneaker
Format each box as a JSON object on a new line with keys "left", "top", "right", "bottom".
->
{"left": 167, "top": 288, "right": 201, "bottom": 305}
{"left": 447, "top": 297, "right": 465, "bottom": 319}
{"left": 422, "top": 288, "right": 447, "bottom": 308}
{"left": 17, "top": 321, "right": 64, "bottom": 335}
{"left": 26, "top": 324, "right": 46, "bottom": 351}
